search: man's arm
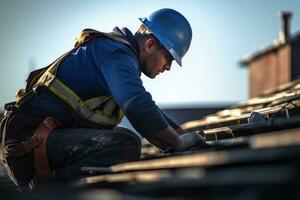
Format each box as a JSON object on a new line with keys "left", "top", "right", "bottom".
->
{"left": 146, "top": 126, "right": 181, "bottom": 151}
{"left": 161, "top": 110, "right": 186, "bottom": 135}
{"left": 99, "top": 49, "right": 204, "bottom": 151}
{"left": 174, "top": 127, "right": 186, "bottom": 135}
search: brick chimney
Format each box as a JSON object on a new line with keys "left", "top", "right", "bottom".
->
{"left": 278, "top": 11, "right": 292, "bottom": 43}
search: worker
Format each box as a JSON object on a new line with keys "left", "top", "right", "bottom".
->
{"left": 0, "top": 8, "right": 205, "bottom": 189}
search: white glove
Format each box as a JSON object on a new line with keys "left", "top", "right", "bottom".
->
{"left": 173, "top": 132, "right": 206, "bottom": 151}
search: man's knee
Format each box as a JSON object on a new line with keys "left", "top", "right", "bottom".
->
{"left": 50, "top": 128, "right": 141, "bottom": 181}
{"left": 106, "top": 128, "right": 141, "bottom": 161}
{"left": 48, "top": 128, "right": 141, "bottom": 169}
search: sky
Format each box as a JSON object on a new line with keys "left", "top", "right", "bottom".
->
{"left": 0, "top": 0, "right": 300, "bottom": 110}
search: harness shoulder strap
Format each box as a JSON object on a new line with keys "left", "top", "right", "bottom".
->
{"left": 74, "top": 28, "right": 138, "bottom": 57}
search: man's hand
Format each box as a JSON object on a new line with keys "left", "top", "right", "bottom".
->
{"left": 147, "top": 127, "right": 206, "bottom": 152}
{"left": 172, "top": 132, "right": 206, "bottom": 151}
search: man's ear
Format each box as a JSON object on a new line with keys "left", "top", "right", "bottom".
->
{"left": 144, "top": 38, "right": 155, "bottom": 53}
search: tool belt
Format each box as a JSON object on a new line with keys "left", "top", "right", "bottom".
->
{"left": 1, "top": 104, "right": 60, "bottom": 186}
{"left": 5, "top": 117, "right": 60, "bottom": 181}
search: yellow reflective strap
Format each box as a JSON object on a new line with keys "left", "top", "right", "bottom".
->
{"left": 83, "top": 96, "right": 111, "bottom": 110}
{"left": 48, "top": 76, "right": 80, "bottom": 111}
{"left": 48, "top": 78, "right": 116, "bottom": 126}
{"left": 103, "top": 99, "right": 116, "bottom": 115}
{"left": 89, "top": 110, "right": 118, "bottom": 125}
{"left": 37, "top": 71, "right": 55, "bottom": 87}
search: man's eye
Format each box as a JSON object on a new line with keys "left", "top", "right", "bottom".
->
{"left": 165, "top": 55, "right": 172, "bottom": 61}
{"left": 167, "top": 57, "right": 173, "bottom": 62}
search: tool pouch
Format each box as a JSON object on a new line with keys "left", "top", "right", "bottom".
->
{"left": 0, "top": 102, "right": 43, "bottom": 188}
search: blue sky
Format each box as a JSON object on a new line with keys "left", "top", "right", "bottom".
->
{"left": 0, "top": 0, "right": 300, "bottom": 110}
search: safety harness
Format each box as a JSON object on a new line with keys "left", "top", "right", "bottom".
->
{"left": 21, "top": 29, "right": 138, "bottom": 128}
{"left": 0, "top": 29, "right": 139, "bottom": 186}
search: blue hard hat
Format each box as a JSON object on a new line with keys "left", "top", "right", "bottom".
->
{"left": 139, "top": 8, "right": 192, "bottom": 66}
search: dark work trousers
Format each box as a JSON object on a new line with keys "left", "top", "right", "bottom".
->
{"left": 46, "top": 127, "right": 141, "bottom": 182}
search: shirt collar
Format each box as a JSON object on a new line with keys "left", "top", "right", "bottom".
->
{"left": 113, "top": 26, "right": 141, "bottom": 74}
{"left": 113, "top": 26, "right": 140, "bottom": 56}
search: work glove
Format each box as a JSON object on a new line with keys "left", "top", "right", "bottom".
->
{"left": 173, "top": 131, "right": 206, "bottom": 152}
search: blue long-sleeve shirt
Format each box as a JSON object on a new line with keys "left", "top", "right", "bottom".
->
{"left": 28, "top": 27, "right": 179, "bottom": 137}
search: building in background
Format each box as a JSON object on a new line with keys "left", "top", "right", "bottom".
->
{"left": 240, "top": 11, "right": 300, "bottom": 98}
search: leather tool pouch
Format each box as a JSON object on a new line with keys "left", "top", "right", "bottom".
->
{"left": 0, "top": 102, "right": 43, "bottom": 187}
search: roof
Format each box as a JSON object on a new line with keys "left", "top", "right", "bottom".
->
{"left": 182, "top": 79, "right": 300, "bottom": 132}
{"left": 74, "top": 78, "right": 300, "bottom": 199}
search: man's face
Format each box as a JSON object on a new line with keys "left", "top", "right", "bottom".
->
{"left": 141, "top": 38, "right": 174, "bottom": 79}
